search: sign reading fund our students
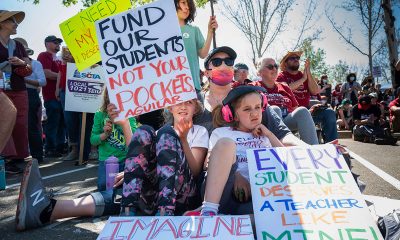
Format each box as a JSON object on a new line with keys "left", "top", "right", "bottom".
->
{"left": 247, "top": 145, "right": 383, "bottom": 240}
{"left": 95, "top": 0, "right": 196, "bottom": 120}
{"left": 97, "top": 216, "right": 254, "bottom": 240}
{"left": 65, "top": 63, "right": 106, "bottom": 113}
{"left": 60, "top": 0, "right": 132, "bottom": 71}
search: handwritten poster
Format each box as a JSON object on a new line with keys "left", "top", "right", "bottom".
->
{"left": 95, "top": 0, "right": 197, "bottom": 120}
{"left": 97, "top": 215, "right": 254, "bottom": 240}
{"left": 65, "top": 63, "right": 106, "bottom": 113}
{"left": 60, "top": 0, "right": 132, "bottom": 71}
{"left": 247, "top": 145, "right": 383, "bottom": 240}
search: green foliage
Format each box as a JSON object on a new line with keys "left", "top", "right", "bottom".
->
{"left": 299, "top": 38, "right": 328, "bottom": 79}
{"left": 22, "top": 0, "right": 209, "bottom": 7}
{"left": 328, "top": 60, "right": 350, "bottom": 84}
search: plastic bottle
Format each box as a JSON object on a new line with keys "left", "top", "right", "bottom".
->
{"left": 0, "top": 158, "right": 6, "bottom": 190}
{"left": 105, "top": 156, "right": 119, "bottom": 191}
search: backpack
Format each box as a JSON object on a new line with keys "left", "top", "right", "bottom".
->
{"left": 378, "top": 209, "right": 400, "bottom": 240}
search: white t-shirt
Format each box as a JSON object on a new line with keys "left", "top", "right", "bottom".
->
{"left": 209, "top": 127, "right": 272, "bottom": 181}
{"left": 160, "top": 124, "right": 208, "bottom": 149}
{"left": 185, "top": 124, "right": 209, "bottom": 149}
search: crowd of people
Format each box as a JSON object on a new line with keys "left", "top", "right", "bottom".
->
{"left": 0, "top": 0, "right": 399, "bottom": 237}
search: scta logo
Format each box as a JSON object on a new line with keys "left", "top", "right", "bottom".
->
{"left": 73, "top": 70, "right": 100, "bottom": 79}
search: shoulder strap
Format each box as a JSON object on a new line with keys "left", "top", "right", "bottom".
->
{"left": 7, "top": 39, "right": 15, "bottom": 58}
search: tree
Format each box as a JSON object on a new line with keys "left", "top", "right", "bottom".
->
{"left": 326, "top": 0, "right": 385, "bottom": 78}
{"left": 221, "top": 0, "right": 294, "bottom": 67}
{"left": 20, "top": 0, "right": 209, "bottom": 7}
{"left": 299, "top": 38, "right": 329, "bottom": 78}
{"left": 328, "top": 60, "right": 350, "bottom": 84}
{"left": 219, "top": 0, "right": 320, "bottom": 67}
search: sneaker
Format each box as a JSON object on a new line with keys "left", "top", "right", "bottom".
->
{"left": 15, "top": 159, "right": 53, "bottom": 231}
{"left": 88, "top": 150, "right": 98, "bottom": 160}
{"left": 62, "top": 150, "right": 78, "bottom": 161}
{"left": 5, "top": 162, "right": 24, "bottom": 174}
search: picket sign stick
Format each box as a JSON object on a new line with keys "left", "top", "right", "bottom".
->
{"left": 210, "top": 0, "right": 216, "bottom": 49}
{"left": 78, "top": 112, "right": 87, "bottom": 165}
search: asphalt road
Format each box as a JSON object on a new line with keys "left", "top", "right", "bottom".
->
{"left": 1, "top": 139, "right": 400, "bottom": 240}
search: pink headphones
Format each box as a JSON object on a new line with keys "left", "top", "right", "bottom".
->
{"left": 222, "top": 93, "right": 268, "bottom": 122}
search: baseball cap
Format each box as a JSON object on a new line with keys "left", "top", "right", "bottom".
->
{"left": 204, "top": 46, "right": 237, "bottom": 69}
{"left": 14, "top": 37, "right": 34, "bottom": 56}
{"left": 234, "top": 63, "right": 249, "bottom": 71}
{"left": 44, "top": 35, "right": 63, "bottom": 44}
{"left": 222, "top": 85, "right": 266, "bottom": 106}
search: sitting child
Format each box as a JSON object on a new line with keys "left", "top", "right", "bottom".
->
{"left": 120, "top": 98, "right": 209, "bottom": 216}
{"left": 187, "top": 86, "right": 284, "bottom": 216}
{"left": 336, "top": 98, "right": 353, "bottom": 130}
{"left": 90, "top": 89, "right": 137, "bottom": 191}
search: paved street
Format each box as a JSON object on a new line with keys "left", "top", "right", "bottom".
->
{"left": 1, "top": 140, "right": 400, "bottom": 240}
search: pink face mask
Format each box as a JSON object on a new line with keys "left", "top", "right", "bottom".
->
{"left": 210, "top": 69, "right": 234, "bottom": 86}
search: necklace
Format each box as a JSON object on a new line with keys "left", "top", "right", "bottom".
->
{"left": 207, "top": 92, "right": 224, "bottom": 106}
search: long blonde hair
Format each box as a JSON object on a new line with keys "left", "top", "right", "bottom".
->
{"left": 163, "top": 99, "right": 203, "bottom": 124}
{"left": 212, "top": 91, "right": 261, "bottom": 129}
{"left": 100, "top": 88, "right": 110, "bottom": 113}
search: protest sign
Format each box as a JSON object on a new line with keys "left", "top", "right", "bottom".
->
{"left": 97, "top": 215, "right": 254, "bottom": 240}
{"left": 65, "top": 62, "right": 106, "bottom": 113}
{"left": 247, "top": 145, "right": 383, "bottom": 240}
{"left": 60, "top": 0, "right": 131, "bottom": 71}
{"left": 95, "top": 0, "right": 197, "bottom": 120}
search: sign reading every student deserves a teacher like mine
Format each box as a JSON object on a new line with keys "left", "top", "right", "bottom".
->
{"left": 247, "top": 144, "right": 383, "bottom": 240}
{"left": 95, "top": 0, "right": 197, "bottom": 120}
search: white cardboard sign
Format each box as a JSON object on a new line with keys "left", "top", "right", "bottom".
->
{"left": 97, "top": 215, "right": 254, "bottom": 240}
{"left": 95, "top": 0, "right": 196, "bottom": 120}
{"left": 65, "top": 63, "right": 106, "bottom": 113}
{"left": 247, "top": 145, "right": 383, "bottom": 240}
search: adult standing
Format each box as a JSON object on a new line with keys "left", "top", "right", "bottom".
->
{"left": 0, "top": 10, "right": 30, "bottom": 173}
{"left": 341, "top": 73, "right": 362, "bottom": 105}
{"left": 38, "top": 35, "right": 65, "bottom": 158}
{"left": 15, "top": 37, "right": 46, "bottom": 164}
{"left": 252, "top": 57, "right": 318, "bottom": 145}
{"left": 277, "top": 51, "right": 338, "bottom": 143}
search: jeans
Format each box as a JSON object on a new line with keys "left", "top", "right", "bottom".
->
{"left": 59, "top": 90, "right": 79, "bottom": 144}
{"left": 312, "top": 108, "right": 338, "bottom": 142}
{"left": 44, "top": 99, "right": 65, "bottom": 152}
{"left": 27, "top": 89, "right": 43, "bottom": 161}
{"left": 59, "top": 90, "right": 94, "bottom": 159}
{"left": 271, "top": 106, "right": 319, "bottom": 145}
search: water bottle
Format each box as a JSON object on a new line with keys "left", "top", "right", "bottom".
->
{"left": 105, "top": 156, "right": 119, "bottom": 191}
{"left": 0, "top": 158, "right": 6, "bottom": 190}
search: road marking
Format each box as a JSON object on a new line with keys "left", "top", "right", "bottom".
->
{"left": 6, "top": 164, "right": 97, "bottom": 189}
{"left": 347, "top": 149, "right": 400, "bottom": 191}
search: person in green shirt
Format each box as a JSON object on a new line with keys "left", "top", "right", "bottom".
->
{"left": 176, "top": 0, "right": 218, "bottom": 99}
{"left": 90, "top": 89, "right": 137, "bottom": 191}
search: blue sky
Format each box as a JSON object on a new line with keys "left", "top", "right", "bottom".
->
{"left": 2, "top": 0, "right": 399, "bottom": 78}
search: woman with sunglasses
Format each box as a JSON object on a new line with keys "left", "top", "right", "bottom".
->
{"left": 252, "top": 58, "right": 319, "bottom": 145}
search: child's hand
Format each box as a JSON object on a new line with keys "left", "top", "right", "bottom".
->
{"left": 107, "top": 103, "right": 128, "bottom": 126}
{"left": 234, "top": 172, "right": 251, "bottom": 202}
{"left": 175, "top": 118, "right": 193, "bottom": 141}
{"left": 208, "top": 16, "right": 218, "bottom": 33}
{"left": 103, "top": 120, "right": 112, "bottom": 135}
{"left": 113, "top": 172, "right": 124, "bottom": 188}
{"left": 252, "top": 124, "right": 272, "bottom": 138}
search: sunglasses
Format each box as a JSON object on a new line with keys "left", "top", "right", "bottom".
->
{"left": 264, "top": 63, "right": 279, "bottom": 70}
{"left": 210, "top": 58, "right": 234, "bottom": 67}
{"left": 287, "top": 56, "right": 300, "bottom": 61}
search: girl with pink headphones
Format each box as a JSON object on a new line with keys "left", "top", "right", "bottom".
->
{"left": 185, "top": 85, "right": 284, "bottom": 216}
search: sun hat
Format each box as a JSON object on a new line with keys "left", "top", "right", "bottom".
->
{"left": 0, "top": 10, "right": 25, "bottom": 24}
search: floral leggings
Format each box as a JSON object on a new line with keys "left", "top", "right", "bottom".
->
{"left": 120, "top": 125, "right": 197, "bottom": 216}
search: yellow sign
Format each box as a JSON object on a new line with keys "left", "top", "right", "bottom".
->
{"left": 59, "top": 0, "right": 131, "bottom": 71}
